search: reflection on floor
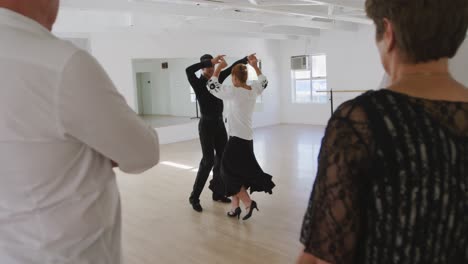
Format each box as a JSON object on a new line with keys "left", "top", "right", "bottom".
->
{"left": 140, "top": 115, "right": 196, "bottom": 128}
{"left": 116, "top": 124, "right": 326, "bottom": 264}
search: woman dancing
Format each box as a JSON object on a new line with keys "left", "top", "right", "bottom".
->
{"left": 206, "top": 55, "right": 275, "bottom": 220}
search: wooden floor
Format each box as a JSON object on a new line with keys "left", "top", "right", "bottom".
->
{"left": 116, "top": 124, "right": 325, "bottom": 264}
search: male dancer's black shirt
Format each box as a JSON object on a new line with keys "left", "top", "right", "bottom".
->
{"left": 185, "top": 57, "right": 248, "bottom": 118}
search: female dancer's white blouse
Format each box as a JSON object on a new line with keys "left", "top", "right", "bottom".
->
{"left": 206, "top": 75, "right": 268, "bottom": 140}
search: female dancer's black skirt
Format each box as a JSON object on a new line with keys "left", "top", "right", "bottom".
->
{"left": 212, "top": 136, "right": 275, "bottom": 197}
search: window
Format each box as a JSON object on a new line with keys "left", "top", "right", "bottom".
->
{"left": 292, "top": 54, "right": 328, "bottom": 104}
{"left": 247, "top": 64, "right": 259, "bottom": 82}
{"left": 190, "top": 70, "right": 202, "bottom": 103}
{"left": 190, "top": 87, "right": 196, "bottom": 102}
{"left": 247, "top": 64, "right": 262, "bottom": 103}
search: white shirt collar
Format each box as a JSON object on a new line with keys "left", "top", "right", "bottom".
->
{"left": 0, "top": 7, "right": 52, "bottom": 37}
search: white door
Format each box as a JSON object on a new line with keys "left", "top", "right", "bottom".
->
{"left": 136, "top": 72, "right": 153, "bottom": 115}
{"left": 152, "top": 70, "right": 170, "bottom": 115}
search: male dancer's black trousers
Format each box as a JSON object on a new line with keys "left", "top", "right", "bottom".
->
{"left": 189, "top": 117, "right": 228, "bottom": 203}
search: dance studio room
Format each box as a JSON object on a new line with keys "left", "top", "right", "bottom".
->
{"left": 1, "top": 0, "right": 467, "bottom": 263}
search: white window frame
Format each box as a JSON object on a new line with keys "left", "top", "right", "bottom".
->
{"left": 190, "top": 70, "right": 202, "bottom": 103}
{"left": 190, "top": 86, "right": 196, "bottom": 103}
{"left": 247, "top": 63, "right": 263, "bottom": 104}
{"left": 292, "top": 54, "right": 328, "bottom": 104}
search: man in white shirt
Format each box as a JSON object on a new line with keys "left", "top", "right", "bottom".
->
{"left": 0, "top": 1, "right": 160, "bottom": 263}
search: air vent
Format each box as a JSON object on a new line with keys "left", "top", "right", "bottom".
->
{"left": 291, "top": 56, "right": 309, "bottom": 70}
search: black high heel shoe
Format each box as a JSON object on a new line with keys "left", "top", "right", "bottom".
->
{"left": 242, "top": 201, "right": 259, "bottom": 220}
{"left": 227, "top": 207, "right": 242, "bottom": 219}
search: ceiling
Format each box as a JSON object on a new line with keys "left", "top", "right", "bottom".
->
{"left": 56, "top": 0, "right": 370, "bottom": 38}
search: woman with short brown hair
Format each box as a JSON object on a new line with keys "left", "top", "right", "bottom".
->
{"left": 297, "top": 0, "right": 468, "bottom": 263}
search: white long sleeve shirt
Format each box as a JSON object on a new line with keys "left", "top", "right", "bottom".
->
{"left": 0, "top": 8, "right": 159, "bottom": 264}
{"left": 207, "top": 74, "right": 268, "bottom": 140}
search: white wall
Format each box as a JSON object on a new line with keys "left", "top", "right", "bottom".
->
{"left": 279, "top": 25, "right": 384, "bottom": 125}
{"left": 89, "top": 26, "right": 383, "bottom": 140}
{"left": 277, "top": 28, "right": 468, "bottom": 127}
{"left": 88, "top": 27, "right": 467, "bottom": 143}
{"left": 89, "top": 32, "right": 282, "bottom": 143}
{"left": 167, "top": 58, "right": 198, "bottom": 117}
{"left": 450, "top": 38, "right": 468, "bottom": 86}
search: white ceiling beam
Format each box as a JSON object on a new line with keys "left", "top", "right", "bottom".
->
{"left": 263, "top": 25, "right": 320, "bottom": 36}
{"left": 166, "top": 28, "right": 306, "bottom": 41}
{"left": 140, "top": 0, "right": 369, "bottom": 25}
{"left": 54, "top": 7, "right": 317, "bottom": 39}
{"left": 60, "top": 0, "right": 358, "bottom": 31}
{"left": 184, "top": 18, "right": 320, "bottom": 36}
{"left": 247, "top": 0, "right": 323, "bottom": 7}
{"left": 302, "top": 0, "right": 365, "bottom": 9}
{"left": 54, "top": 22, "right": 306, "bottom": 41}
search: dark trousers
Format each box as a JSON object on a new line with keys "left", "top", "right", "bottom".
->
{"left": 189, "top": 117, "right": 228, "bottom": 203}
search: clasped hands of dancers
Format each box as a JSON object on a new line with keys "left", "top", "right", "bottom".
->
{"left": 186, "top": 53, "right": 275, "bottom": 220}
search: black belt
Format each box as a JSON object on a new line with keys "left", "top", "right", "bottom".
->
{"left": 200, "top": 116, "right": 223, "bottom": 121}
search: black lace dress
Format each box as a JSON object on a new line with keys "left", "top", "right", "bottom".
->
{"left": 300, "top": 90, "right": 468, "bottom": 264}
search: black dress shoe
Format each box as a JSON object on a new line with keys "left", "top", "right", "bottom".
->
{"left": 189, "top": 198, "right": 203, "bottom": 212}
{"left": 213, "top": 196, "right": 231, "bottom": 203}
{"left": 227, "top": 207, "right": 242, "bottom": 219}
{"left": 242, "top": 201, "right": 259, "bottom": 220}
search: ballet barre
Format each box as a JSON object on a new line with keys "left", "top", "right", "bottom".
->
{"left": 316, "top": 89, "right": 368, "bottom": 116}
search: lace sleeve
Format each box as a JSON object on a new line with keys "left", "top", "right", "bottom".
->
{"left": 300, "top": 100, "right": 374, "bottom": 264}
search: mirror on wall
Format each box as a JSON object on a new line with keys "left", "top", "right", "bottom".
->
{"left": 132, "top": 58, "right": 199, "bottom": 128}
{"left": 132, "top": 57, "right": 263, "bottom": 128}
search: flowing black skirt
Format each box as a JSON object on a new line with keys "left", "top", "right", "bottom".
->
{"left": 211, "top": 136, "right": 275, "bottom": 197}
